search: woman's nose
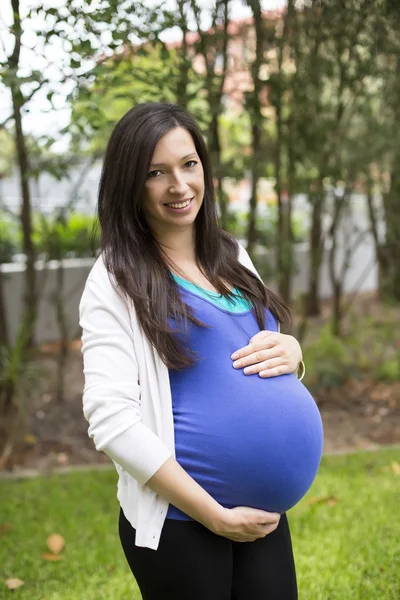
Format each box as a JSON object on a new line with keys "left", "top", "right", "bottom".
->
{"left": 168, "top": 172, "right": 190, "bottom": 194}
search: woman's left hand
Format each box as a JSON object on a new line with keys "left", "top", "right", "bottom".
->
{"left": 231, "top": 331, "right": 302, "bottom": 378}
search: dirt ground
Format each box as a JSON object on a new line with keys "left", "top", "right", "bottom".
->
{"left": 3, "top": 335, "right": 400, "bottom": 474}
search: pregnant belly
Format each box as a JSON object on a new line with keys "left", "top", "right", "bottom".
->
{"left": 169, "top": 373, "right": 324, "bottom": 518}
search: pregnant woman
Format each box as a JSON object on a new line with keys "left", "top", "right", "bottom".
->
{"left": 79, "top": 102, "right": 324, "bottom": 600}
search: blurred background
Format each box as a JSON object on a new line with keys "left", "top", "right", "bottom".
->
{"left": 0, "top": 0, "right": 399, "bottom": 596}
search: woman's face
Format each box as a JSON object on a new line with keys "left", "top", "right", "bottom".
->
{"left": 142, "top": 126, "right": 205, "bottom": 237}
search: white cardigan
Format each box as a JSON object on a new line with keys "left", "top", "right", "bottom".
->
{"left": 79, "top": 242, "right": 261, "bottom": 550}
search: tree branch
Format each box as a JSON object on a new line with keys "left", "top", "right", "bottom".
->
{"left": 0, "top": 113, "right": 14, "bottom": 130}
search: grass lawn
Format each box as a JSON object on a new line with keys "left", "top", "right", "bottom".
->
{"left": 1, "top": 448, "right": 399, "bottom": 599}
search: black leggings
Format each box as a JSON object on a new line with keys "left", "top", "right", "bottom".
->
{"left": 119, "top": 508, "right": 298, "bottom": 600}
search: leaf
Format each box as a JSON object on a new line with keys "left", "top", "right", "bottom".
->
{"left": 0, "top": 523, "right": 13, "bottom": 537}
{"left": 5, "top": 578, "right": 25, "bottom": 589}
{"left": 105, "top": 565, "right": 116, "bottom": 572}
{"left": 307, "top": 495, "right": 341, "bottom": 506}
{"left": 24, "top": 434, "right": 37, "bottom": 444}
{"left": 306, "top": 496, "right": 320, "bottom": 505}
{"left": 327, "top": 496, "right": 340, "bottom": 507}
{"left": 42, "top": 553, "right": 63, "bottom": 561}
{"left": 56, "top": 452, "right": 69, "bottom": 466}
{"left": 391, "top": 461, "right": 400, "bottom": 476}
{"left": 47, "top": 533, "right": 65, "bottom": 554}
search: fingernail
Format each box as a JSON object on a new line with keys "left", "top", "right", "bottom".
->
{"left": 231, "top": 353, "right": 239, "bottom": 360}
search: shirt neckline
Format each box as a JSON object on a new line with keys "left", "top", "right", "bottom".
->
{"left": 174, "top": 281, "right": 253, "bottom": 316}
{"left": 171, "top": 272, "right": 234, "bottom": 296}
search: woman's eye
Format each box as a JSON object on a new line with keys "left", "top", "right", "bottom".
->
{"left": 147, "top": 161, "right": 197, "bottom": 179}
{"left": 147, "top": 170, "right": 162, "bottom": 179}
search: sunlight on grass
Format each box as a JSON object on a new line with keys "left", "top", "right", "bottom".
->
{"left": 1, "top": 448, "right": 399, "bottom": 599}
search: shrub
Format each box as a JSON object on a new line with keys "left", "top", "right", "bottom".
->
{"left": 33, "top": 212, "right": 99, "bottom": 259}
{"left": 302, "top": 312, "right": 400, "bottom": 391}
{"left": 374, "top": 356, "right": 400, "bottom": 382}
{"left": 0, "top": 213, "right": 20, "bottom": 262}
{"left": 0, "top": 211, "right": 100, "bottom": 261}
{"left": 303, "top": 325, "right": 353, "bottom": 389}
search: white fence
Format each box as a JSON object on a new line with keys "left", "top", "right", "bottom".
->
{"left": 1, "top": 239, "right": 377, "bottom": 346}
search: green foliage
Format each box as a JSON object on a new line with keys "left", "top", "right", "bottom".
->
{"left": 33, "top": 213, "right": 99, "bottom": 259}
{"left": 0, "top": 314, "right": 47, "bottom": 455}
{"left": 69, "top": 39, "right": 205, "bottom": 154}
{"left": 0, "top": 213, "right": 20, "bottom": 263}
{"left": 0, "top": 212, "right": 99, "bottom": 261}
{"left": 0, "top": 320, "right": 44, "bottom": 413}
{"left": 303, "top": 325, "right": 352, "bottom": 389}
{"left": 374, "top": 355, "right": 400, "bottom": 382}
{"left": 303, "top": 310, "right": 400, "bottom": 390}
{"left": 0, "top": 130, "right": 15, "bottom": 178}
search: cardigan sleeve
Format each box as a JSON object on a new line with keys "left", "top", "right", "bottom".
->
{"left": 237, "top": 241, "right": 262, "bottom": 280}
{"left": 79, "top": 259, "right": 172, "bottom": 486}
{"left": 237, "top": 241, "right": 281, "bottom": 333}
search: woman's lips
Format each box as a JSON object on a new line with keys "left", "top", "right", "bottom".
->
{"left": 164, "top": 197, "right": 194, "bottom": 212}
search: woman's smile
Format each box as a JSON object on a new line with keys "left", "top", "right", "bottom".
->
{"left": 164, "top": 197, "right": 194, "bottom": 212}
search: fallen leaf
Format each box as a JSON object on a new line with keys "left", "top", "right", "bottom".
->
{"left": 307, "top": 495, "right": 340, "bottom": 506}
{"left": 5, "top": 578, "right": 25, "bottom": 590}
{"left": 42, "top": 553, "right": 63, "bottom": 561}
{"left": 105, "top": 565, "right": 116, "bottom": 572}
{"left": 0, "top": 523, "right": 13, "bottom": 537}
{"left": 306, "top": 496, "right": 320, "bottom": 505}
{"left": 56, "top": 453, "right": 69, "bottom": 466}
{"left": 327, "top": 497, "right": 340, "bottom": 507}
{"left": 391, "top": 461, "right": 400, "bottom": 476}
{"left": 47, "top": 533, "right": 65, "bottom": 554}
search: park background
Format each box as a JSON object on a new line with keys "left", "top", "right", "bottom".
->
{"left": 0, "top": 0, "right": 399, "bottom": 598}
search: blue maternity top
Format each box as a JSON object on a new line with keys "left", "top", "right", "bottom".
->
{"left": 167, "top": 275, "right": 324, "bottom": 519}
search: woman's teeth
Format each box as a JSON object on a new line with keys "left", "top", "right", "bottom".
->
{"left": 166, "top": 198, "right": 192, "bottom": 209}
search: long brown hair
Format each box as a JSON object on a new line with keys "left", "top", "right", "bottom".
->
{"left": 96, "top": 102, "right": 290, "bottom": 369}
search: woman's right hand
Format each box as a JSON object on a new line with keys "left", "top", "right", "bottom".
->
{"left": 145, "top": 457, "right": 280, "bottom": 543}
{"left": 210, "top": 506, "right": 281, "bottom": 542}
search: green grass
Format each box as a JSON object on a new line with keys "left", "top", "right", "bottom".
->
{"left": 1, "top": 448, "right": 399, "bottom": 599}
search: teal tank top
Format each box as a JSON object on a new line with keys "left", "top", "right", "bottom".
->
{"left": 170, "top": 273, "right": 252, "bottom": 313}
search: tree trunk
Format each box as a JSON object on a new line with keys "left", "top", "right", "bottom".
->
{"left": 331, "top": 282, "right": 342, "bottom": 337}
{"left": 191, "top": 0, "right": 229, "bottom": 229}
{"left": 380, "top": 166, "right": 400, "bottom": 301}
{"left": 55, "top": 259, "right": 69, "bottom": 403}
{"left": 9, "top": 0, "right": 37, "bottom": 346}
{"left": 274, "top": 0, "right": 294, "bottom": 303}
{"left": 275, "top": 88, "right": 284, "bottom": 296}
{"left": 176, "top": 0, "right": 190, "bottom": 108}
{"left": 280, "top": 129, "right": 295, "bottom": 304}
{"left": 247, "top": 121, "right": 261, "bottom": 255}
{"left": 217, "top": 174, "right": 227, "bottom": 228}
{"left": 327, "top": 191, "right": 346, "bottom": 336}
{"left": 209, "top": 110, "right": 228, "bottom": 228}
{"left": 306, "top": 183, "right": 324, "bottom": 316}
{"left": 246, "top": 0, "right": 263, "bottom": 256}
{"left": 0, "top": 268, "right": 9, "bottom": 348}
{"left": 366, "top": 179, "right": 388, "bottom": 300}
